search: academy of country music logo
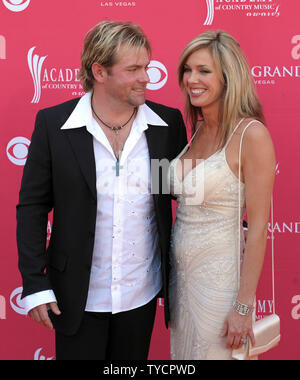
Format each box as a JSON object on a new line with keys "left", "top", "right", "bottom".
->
{"left": 203, "top": 0, "right": 215, "bottom": 25}
{"left": 27, "top": 47, "right": 81, "bottom": 104}
{"left": 27, "top": 47, "right": 168, "bottom": 103}
{"left": 2, "top": 0, "right": 30, "bottom": 12}
{"left": 203, "top": 0, "right": 280, "bottom": 25}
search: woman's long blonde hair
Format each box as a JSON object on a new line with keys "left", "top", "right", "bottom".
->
{"left": 178, "top": 30, "right": 265, "bottom": 146}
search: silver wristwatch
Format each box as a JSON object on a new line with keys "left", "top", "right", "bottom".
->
{"left": 233, "top": 300, "right": 254, "bottom": 316}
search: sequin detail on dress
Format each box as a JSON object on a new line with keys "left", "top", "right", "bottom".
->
{"left": 168, "top": 120, "right": 246, "bottom": 360}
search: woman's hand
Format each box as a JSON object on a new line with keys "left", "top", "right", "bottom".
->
{"left": 221, "top": 308, "right": 255, "bottom": 349}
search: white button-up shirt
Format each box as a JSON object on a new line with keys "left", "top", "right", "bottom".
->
{"left": 22, "top": 92, "right": 167, "bottom": 314}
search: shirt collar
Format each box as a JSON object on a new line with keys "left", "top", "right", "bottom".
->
{"left": 60, "top": 91, "right": 169, "bottom": 130}
{"left": 61, "top": 91, "right": 93, "bottom": 130}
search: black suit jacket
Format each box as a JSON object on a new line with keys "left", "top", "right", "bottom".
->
{"left": 17, "top": 97, "right": 187, "bottom": 335}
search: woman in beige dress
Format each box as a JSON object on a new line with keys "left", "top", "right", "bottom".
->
{"left": 169, "top": 30, "right": 276, "bottom": 360}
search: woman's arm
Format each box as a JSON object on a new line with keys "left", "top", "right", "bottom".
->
{"left": 238, "top": 121, "right": 276, "bottom": 306}
{"left": 222, "top": 121, "right": 276, "bottom": 350}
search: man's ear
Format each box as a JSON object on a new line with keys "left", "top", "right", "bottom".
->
{"left": 91, "top": 62, "right": 108, "bottom": 84}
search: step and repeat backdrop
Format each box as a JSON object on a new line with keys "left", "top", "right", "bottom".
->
{"left": 0, "top": 0, "right": 299, "bottom": 360}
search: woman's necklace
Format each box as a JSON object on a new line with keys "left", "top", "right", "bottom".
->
{"left": 91, "top": 97, "right": 137, "bottom": 135}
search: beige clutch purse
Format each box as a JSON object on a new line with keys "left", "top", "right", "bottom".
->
{"left": 232, "top": 121, "right": 281, "bottom": 360}
{"left": 232, "top": 314, "right": 281, "bottom": 360}
{"left": 250, "top": 314, "right": 281, "bottom": 357}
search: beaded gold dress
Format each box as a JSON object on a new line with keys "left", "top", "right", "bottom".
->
{"left": 168, "top": 120, "right": 245, "bottom": 360}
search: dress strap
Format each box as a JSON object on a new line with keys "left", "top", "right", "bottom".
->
{"left": 224, "top": 118, "right": 245, "bottom": 149}
{"left": 176, "top": 125, "right": 201, "bottom": 159}
{"left": 190, "top": 125, "right": 201, "bottom": 144}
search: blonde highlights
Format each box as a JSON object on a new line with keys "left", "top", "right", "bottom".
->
{"left": 178, "top": 30, "right": 265, "bottom": 147}
{"left": 79, "top": 20, "right": 152, "bottom": 92}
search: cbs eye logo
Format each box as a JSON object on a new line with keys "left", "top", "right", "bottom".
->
{"left": 2, "top": 0, "right": 31, "bottom": 12}
{"left": 34, "top": 348, "right": 54, "bottom": 361}
{"left": 147, "top": 60, "right": 168, "bottom": 90}
{"left": 10, "top": 287, "right": 26, "bottom": 315}
{"left": 6, "top": 137, "right": 30, "bottom": 166}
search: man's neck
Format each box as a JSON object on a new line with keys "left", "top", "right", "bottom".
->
{"left": 91, "top": 90, "right": 137, "bottom": 127}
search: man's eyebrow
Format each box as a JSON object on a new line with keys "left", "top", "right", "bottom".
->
{"left": 126, "top": 62, "right": 151, "bottom": 69}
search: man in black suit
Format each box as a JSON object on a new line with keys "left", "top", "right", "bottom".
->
{"left": 17, "top": 20, "right": 187, "bottom": 360}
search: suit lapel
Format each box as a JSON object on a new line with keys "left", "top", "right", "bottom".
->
{"left": 63, "top": 127, "right": 97, "bottom": 201}
{"left": 59, "top": 99, "right": 168, "bottom": 203}
{"left": 63, "top": 124, "right": 163, "bottom": 204}
{"left": 145, "top": 124, "right": 166, "bottom": 161}
{"left": 145, "top": 124, "right": 170, "bottom": 210}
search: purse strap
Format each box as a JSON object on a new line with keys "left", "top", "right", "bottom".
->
{"left": 237, "top": 120, "right": 276, "bottom": 314}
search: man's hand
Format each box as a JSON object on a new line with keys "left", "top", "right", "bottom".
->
{"left": 28, "top": 302, "right": 61, "bottom": 329}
